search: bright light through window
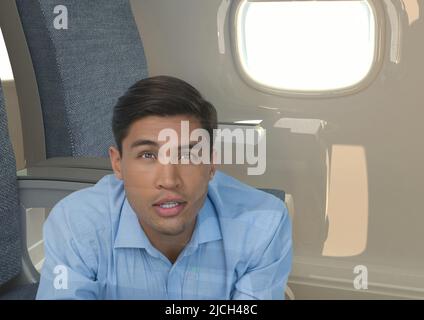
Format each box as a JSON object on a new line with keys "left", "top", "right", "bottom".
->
{"left": 0, "top": 29, "right": 14, "bottom": 81}
{"left": 236, "top": 1, "right": 377, "bottom": 92}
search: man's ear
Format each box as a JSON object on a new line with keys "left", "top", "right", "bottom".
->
{"left": 109, "top": 146, "right": 123, "bottom": 180}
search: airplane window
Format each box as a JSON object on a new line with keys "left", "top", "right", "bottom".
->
{"left": 234, "top": 0, "right": 378, "bottom": 94}
{"left": 0, "top": 29, "right": 14, "bottom": 81}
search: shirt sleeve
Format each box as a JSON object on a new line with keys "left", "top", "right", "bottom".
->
{"left": 231, "top": 202, "right": 293, "bottom": 300}
{"left": 36, "top": 203, "right": 100, "bottom": 300}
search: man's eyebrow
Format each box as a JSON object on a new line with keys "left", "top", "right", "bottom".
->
{"left": 130, "top": 141, "right": 199, "bottom": 150}
{"left": 130, "top": 139, "right": 159, "bottom": 149}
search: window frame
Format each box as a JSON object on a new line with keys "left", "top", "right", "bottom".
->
{"left": 230, "top": 0, "right": 385, "bottom": 98}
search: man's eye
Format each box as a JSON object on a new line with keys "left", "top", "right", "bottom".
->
{"left": 179, "top": 151, "right": 191, "bottom": 160}
{"left": 139, "top": 152, "right": 157, "bottom": 160}
{"left": 178, "top": 150, "right": 200, "bottom": 163}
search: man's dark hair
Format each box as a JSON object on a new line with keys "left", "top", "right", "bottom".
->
{"left": 112, "top": 75, "right": 218, "bottom": 154}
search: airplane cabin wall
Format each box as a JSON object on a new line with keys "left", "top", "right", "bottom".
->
{"left": 131, "top": 0, "right": 424, "bottom": 298}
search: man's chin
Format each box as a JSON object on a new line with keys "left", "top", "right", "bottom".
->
{"left": 153, "top": 220, "right": 188, "bottom": 236}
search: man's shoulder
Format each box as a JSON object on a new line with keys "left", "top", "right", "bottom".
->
{"left": 207, "top": 171, "right": 290, "bottom": 259}
{"left": 208, "top": 171, "right": 287, "bottom": 228}
{"left": 46, "top": 174, "right": 124, "bottom": 237}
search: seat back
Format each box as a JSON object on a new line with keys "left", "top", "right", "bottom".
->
{"left": 0, "top": 81, "right": 22, "bottom": 287}
{"left": 259, "top": 188, "right": 285, "bottom": 202}
{"left": 16, "top": 0, "right": 148, "bottom": 158}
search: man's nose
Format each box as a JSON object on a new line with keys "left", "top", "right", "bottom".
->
{"left": 155, "top": 163, "right": 182, "bottom": 190}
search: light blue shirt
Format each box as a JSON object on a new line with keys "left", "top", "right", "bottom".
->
{"left": 36, "top": 171, "right": 292, "bottom": 300}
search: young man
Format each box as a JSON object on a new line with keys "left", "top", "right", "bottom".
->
{"left": 36, "top": 76, "right": 292, "bottom": 299}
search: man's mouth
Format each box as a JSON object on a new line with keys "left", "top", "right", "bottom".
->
{"left": 153, "top": 198, "right": 187, "bottom": 217}
{"left": 157, "top": 201, "right": 182, "bottom": 209}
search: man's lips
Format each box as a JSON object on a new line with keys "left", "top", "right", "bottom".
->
{"left": 152, "top": 197, "right": 187, "bottom": 217}
{"left": 153, "top": 197, "right": 186, "bottom": 206}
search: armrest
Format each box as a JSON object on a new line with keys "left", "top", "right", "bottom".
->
{"left": 17, "top": 166, "right": 112, "bottom": 183}
{"left": 13, "top": 170, "right": 110, "bottom": 289}
{"left": 32, "top": 157, "right": 112, "bottom": 170}
{"left": 17, "top": 165, "right": 112, "bottom": 209}
{"left": 1, "top": 170, "right": 105, "bottom": 297}
{"left": 18, "top": 179, "right": 95, "bottom": 209}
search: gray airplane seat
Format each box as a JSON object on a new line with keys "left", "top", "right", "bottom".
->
{"left": 259, "top": 188, "right": 285, "bottom": 202}
{"left": 15, "top": 0, "right": 148, "bottom": 160}
{"left": 0, "top": 82, "right": 39, "bottom": 300}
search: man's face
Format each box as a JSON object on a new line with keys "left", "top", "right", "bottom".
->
{"left": 109, "top": 115, "right": 215, "bottom": 244}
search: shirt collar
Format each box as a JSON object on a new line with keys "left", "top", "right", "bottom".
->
{"left": 113, "top": 198, "right": 152, "bottom": 249}
{"left": 193, "top": 194, "right": 222, "bottom": 245}
{"left": 113, "top": 193, "right": 222, "bottom": 250}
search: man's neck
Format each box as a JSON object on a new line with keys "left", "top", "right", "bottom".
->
{"left": 157, "top": 241, "right": 187, "bottom": 264}
{"left": 141, "top": 219, "right": 197, "bottom": 264}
